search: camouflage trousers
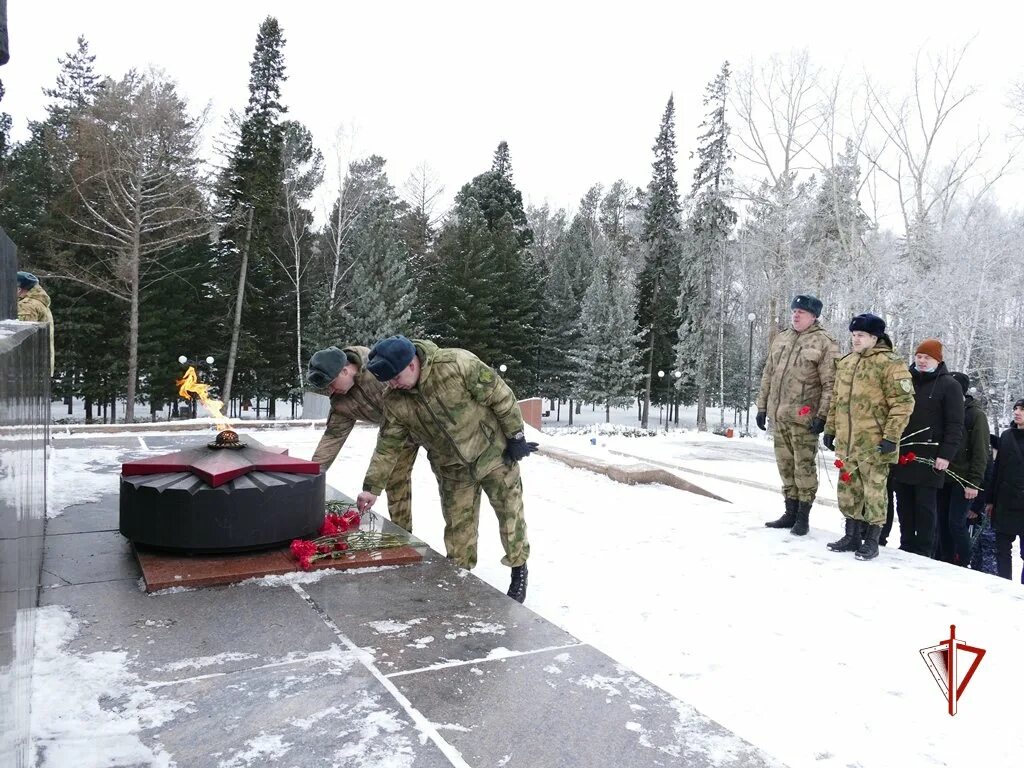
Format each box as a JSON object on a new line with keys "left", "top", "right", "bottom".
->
{"left": 773, "top": 421, "right": 820, "bottom": 503}
{"left": 437, "top": 462, "right": 529, "bottom": 570}
{"left": 384, "top": 442, "right": 419, "bottom": 533}
{"left": 838, "top": 458, "right": 889, "bottom": 526}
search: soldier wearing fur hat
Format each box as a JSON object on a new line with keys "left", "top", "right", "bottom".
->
{"left": 355, "top": 335, "right": 536, "bottom": 603}
{"left": 306, "top": 344, "right": 424, "bottom": 533}
{"left": 823, "top": 313, "right": 915, "bottom": 560}
{"left": 889, "top": 338, "right": 964, "bottom": 557}
{"left": 755, "top": 294, "right": 840, "bottom": 536}
{"left": 16, "top": 271, "right": 54, "bottom": 375}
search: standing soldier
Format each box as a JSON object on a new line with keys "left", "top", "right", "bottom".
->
{"left": 306, "top": 345, "right": 421, "bottom": 533}
{"left": 756, "top": 294, "right": 840, "bottom": 536}
{"left": 355, "top": 335, "right": 537, "bottom": 603}
{"left": 824, "top": 314, "right": 915, "bottom": 560}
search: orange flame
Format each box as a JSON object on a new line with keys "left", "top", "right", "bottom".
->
{"left": 176, "top": 366, "right": 231, "bottom": 431}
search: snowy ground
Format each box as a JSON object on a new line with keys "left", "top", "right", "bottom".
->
{"left": 36, "top": 409, "right": 1024, "bottom": 768}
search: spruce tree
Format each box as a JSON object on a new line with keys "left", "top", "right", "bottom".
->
{"left": 678, "top": 63, "right": 737, "bottom": 431}
{"left": 637, "top": 96, "right": 683, "bottom": 428}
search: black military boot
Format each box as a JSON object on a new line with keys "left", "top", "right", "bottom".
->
{"left": 507, "top": 564, "right": 528, "bottom": 603}
{"left": 827, "top": 518, "right": 862, "bottom": 552}
{"left": 855, "top": 524, "right": 882, "bottom": 561}
{"left": 790, "top": 501, "right": 812, "bottom": 536}
{"left": 765, "top": 498, "right": 798, "bottom": 529}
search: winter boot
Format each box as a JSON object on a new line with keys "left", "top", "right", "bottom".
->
{"left": 766, "top": 498, "right": 798, "bottom": 529}
{"left": 790, "top": 501, "right": 812, "bottom": 536}
{"left": 507, "top": 564, "right": 528, "bottom": 603}
{"left": 827, "top": 518, "right": 862, "bottom": 552}
{"left": 855, "top": 524, "right": 882, "bottom": 561}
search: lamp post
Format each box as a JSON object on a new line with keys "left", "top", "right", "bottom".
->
{"left": 673, "top": 370, "right": 682, "bottom": 426}
{"left": 745, "top": 313, "right": 756, "bottom": 435}
{"left": 657, "top": 370, "right": 665, "bottom": 428}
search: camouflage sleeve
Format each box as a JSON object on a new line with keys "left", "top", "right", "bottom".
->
{"left": 361, "top": 417, "right": 411, "bottom": 495}
{"left": 825, "top": 360, "right": 840, "bottom": 435}
{"left": 816, "top": 336, "right": 840, "bottom": 420}
{"left": 17, "top": 299, "right": 46, "bottom": 323}
{"left": 461, "top": 356, "right": 524, "bottom": 437}
{"left": 881, "top": 359, "right": 915, "bottom": 444}
{"left": 310, "top": 411, "right": 356, "bottom": 470}
{"left": 755, "top": 338, "right": 775, "bottom": 412}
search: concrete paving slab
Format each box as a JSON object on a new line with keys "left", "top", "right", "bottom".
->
{"left": 135, "top": 654, "right": 456, "bottom": 768}
{"left": 41, "top": 530, "right": 138, "bottom": 586}
{"left": 38, "top": 578, "right": 342, "bottom": 683}
{"left": 305, "top": 556, "right": 580, "bottom": 675}
{"left": 43, "top": 493, "right": 119, "bottom": 536}
{"left": 391, "top": 643, "right": 782, "bottom": 768}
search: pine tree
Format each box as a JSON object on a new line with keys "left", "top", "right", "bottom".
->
{"left": 214, "top": 16, "right": 290, "bottom": 413}
{"left": 678, "top": 63, "right": 737, "bottom": 431}
{"left": 637, "top": 96, "right": 683, "bottom": 428}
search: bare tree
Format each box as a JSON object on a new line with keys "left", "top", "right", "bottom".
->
{"left": 57, "top": 70, "right": 210, "bottom": 422}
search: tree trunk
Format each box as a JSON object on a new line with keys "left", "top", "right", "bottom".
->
{"left": 295, "top": 237, "right": 304, "bottom": 392}
{"left": 568, "top": 398, "right": 574, "bottom": 426}
{"left": 606, "top": 401, "right": 611, "bottom": 423}
{"left": 125, "top": 239, "right": 141, "bottom": 423}
{"left": 222, "top": 208, "right": 255, "bottom": 405}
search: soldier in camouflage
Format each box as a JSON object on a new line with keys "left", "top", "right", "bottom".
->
{"left": 824, "top": 313, "right": 915, "bottom": 560}
{"left": 306, "top": 345, "right": 425, "bottom": 533}
{"left": 756, "top": 294, "right": 840, "bottom": 536}
{"left": 16, "top": 271, "right": 54, "bottom": 375}
{"left": 355, "top": 335, "right": 537, "bottom": 603}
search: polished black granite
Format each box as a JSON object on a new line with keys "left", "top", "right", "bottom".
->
{"left": 0, "top": 320, "right": 49, "bottom": 768}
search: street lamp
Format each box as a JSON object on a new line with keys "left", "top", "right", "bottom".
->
{"left": 657, "top": 370, "right": 665, "bottom": 428}
{"left": 499, "top": 364, "right": 508, "bottom": 374}
{"left": 673, "top": 370, "right": 682, "bottom": 426}
{"left": 745, "top": 313, "right": 756, "bottom": 435}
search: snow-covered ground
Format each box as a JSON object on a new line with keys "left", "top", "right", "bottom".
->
{"left": 38, "top": 412, "right": 1024, "bottom": 768}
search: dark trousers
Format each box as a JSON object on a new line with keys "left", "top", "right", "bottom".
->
{"left": 936, "top": 482, "right": 973, "bottom": 566}
{"left": 880, "top": 472, "right": 896, "bottom": 546}
{"left": 893, "top": 482, "right": 938, "bottom": 556}
{"left": 995, "top": 532, "right": 1024, "bottom": 582}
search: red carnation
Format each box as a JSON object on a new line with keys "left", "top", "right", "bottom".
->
{"left": 340, "top": 510, "right": 361, "bottom": 530}
{"left": 798, "top": 405, "right": 812, "bottom": 417}
{"left": 905, "top": 451, "right": 917, "bottom": 462}
{"left": 839, "top": 472, "right": 852, "bottom": 483}
{"left": 317, "top": 544, "right": 332, "bottom": 554}
{"left": 298, "top": 555, "right": 313, "bottom": 571}
{"left": 334, "top": 541, "right": 349, "bottom": 551}
{"left": 834, "top": 459, "right": 845, "bottom": 469}
{"left": 290, "top": 539, "right": 316, "bottom": 559}
{"left": 320, "top": 518, "right": 339, "bottom": 537}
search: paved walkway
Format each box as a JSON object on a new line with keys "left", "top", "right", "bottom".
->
{"left": 36, "top": 435, "right": 785, "bottom": 767}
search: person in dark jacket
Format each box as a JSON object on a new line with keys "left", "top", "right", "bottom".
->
{"left": 936, "top": 373, "right": 989, "bottom": 565}
{"left": 968, "top": 433, "right": 998, "bottom": 575}
{"left": 889, "top": 339, "right": 965, "bottom": 556}
{"left": 986, "top": 400, "right": 1024, "bottom": 581}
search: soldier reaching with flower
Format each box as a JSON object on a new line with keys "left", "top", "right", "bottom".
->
{"left": 823, "top": 314, "right": 915, "bottom": 560}
{"left": 756, "top": 295, "right": 840, "bottom": 536}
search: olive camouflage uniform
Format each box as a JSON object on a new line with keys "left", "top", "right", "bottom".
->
{"left": 362, "top": 339, "right": 528, "bottom": 570}
{"left": 756, "top": 322, "right": 840, "bottom": 502}
{"left": 17, "top": 283, "right": 54, "bottom": 375}
{"left": 825, "top": 336, "right": 915, "bottom": 525}
{"left": 311, "top": 345, "right": 422, "bottom": 532}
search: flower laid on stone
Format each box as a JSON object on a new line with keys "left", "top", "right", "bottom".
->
{"left": 798, "top": 405, "right": 812, "bottom": 416}
{"left": 289, "top": 504, "right": 410, "bottom": 571}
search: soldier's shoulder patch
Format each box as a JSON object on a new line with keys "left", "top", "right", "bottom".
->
{"left": 479, "top": 368, "right": 494, "bottom": 383}
{"left": 899, "top": 379, "right": 913, "bottom": 394}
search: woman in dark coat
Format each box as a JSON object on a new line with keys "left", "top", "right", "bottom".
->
{"left": 986, "top": 399, "right": 1024, "bottom": 581}
{"left": 889, "top": 339, "right": 964, "bottom": 556}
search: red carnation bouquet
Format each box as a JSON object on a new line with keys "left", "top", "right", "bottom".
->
{"left": 289, "top": 501, "right": 411, "bottom": 571}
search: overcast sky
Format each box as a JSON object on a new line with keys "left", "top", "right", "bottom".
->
{"left": 5, "top": 1, "right": 1023, "bottom": 224}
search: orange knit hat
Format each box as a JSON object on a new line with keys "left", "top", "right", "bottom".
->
{"left": 915, "top": 338, "right": 943, "bottom": 363}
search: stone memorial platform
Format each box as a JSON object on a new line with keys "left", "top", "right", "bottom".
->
{"left": 33, "top": 434, "right": 785, "bottom": 767}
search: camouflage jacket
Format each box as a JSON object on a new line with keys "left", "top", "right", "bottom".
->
{"left": 17, "top": 284, "right": 54, "bottom": 375}
{"left": 825, "top": 336, "right": 915, "bottom": 466}
{"left": 310, "top": 346, "right": 389, "bottom": 470}
{"left": 756, "top": 322, "right": 840, "bottom": 425}
{"left": 362, "top": 339, "right": 525, "bottom": 493}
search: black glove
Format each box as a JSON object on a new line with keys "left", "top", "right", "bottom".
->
{"left": 878, "top": 439, "right": 898, "bottom": 455}
{"left": 823, "top": 434, "right": 836, "bottom": 451}
{"left": 503, "top": 433, "right": 539, "bottom": 466}
{"left": 755, "top": 411, "right": 767, "bottom": 431}
{"left": 808, "top": 416, "right": 826, "bottom": 435}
